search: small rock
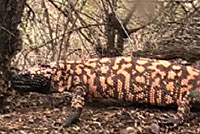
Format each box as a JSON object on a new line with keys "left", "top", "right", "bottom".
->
{"left": 125, "top": 127, "right": 136, "bottom": 133}
{"left": 150, "top": 123, "right": 160, "bottom": 134}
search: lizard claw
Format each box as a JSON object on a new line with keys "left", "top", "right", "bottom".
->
{"left": 62, "top": 118, "right": 76, "bottom": 127}
{"left": 58, "top": 116, "right": 79, "bottom": 130}
{"left": 157, "top": 113, "right": 181, "bottom": 126}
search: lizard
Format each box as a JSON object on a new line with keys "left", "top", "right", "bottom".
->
{"left": 11, "top": 56, "right": 200, "bottom": 127}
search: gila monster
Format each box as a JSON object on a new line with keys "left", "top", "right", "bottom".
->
{"left": 11, "top": 56, "right": 200, "bottom": 126}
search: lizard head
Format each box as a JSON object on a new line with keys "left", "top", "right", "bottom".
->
{"left": 11, "top": 64, "right": 54, "bottom": 94}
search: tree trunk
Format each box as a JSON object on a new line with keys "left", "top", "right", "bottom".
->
{"left": 0, "top": 0, "right": 26, "bottom": 101}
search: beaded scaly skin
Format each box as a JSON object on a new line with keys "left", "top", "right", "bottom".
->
{"left": 12, "top": 56, "right": 200, "bottom": 126}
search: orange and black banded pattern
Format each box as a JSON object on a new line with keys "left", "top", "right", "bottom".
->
{"left": 12, "top": 56, "right": 200, "bottom": 126}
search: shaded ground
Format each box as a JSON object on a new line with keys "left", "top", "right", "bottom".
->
{"left": 0, "top": 92, "right": 200, "bottom": 134}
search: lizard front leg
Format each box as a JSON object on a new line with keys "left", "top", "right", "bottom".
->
{"left": 62, "top": 85, "right": 87, "bottom": 127}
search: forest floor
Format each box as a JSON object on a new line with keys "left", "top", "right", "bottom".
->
{"left": 0, "top": 91, "right": 200, "bottom": 134}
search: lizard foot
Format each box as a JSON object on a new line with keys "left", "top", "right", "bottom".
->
{"left": 157, "top": 113, "right": 182, "bottom": 127}
{"left": 61, "top": 108, "right": 82, "bottom": 128}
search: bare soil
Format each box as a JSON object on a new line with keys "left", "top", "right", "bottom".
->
{"left": 0, "top": 91, "right": 200, "bottom": 134}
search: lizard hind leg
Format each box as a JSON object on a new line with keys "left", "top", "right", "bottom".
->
{"left": 176, "top": 98, "right": 191, "bottom": 123}
{"left": 158, "top": 98, "right": 191, "bottom": 126}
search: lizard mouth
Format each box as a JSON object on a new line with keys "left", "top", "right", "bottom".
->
{"left": 11, "top": 73, "right": 51, "bottom": 94}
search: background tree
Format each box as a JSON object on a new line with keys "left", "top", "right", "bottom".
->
{"left": 13, "top": 0, "right": 200, "bottom": 69}
{"left": 0, "top": 0, "right": 26, "bottom": 104}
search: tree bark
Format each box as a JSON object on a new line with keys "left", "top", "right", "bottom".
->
{"left": 0, "top": 0, "right": 26, "bottom": 97}
{"left": 133, "top": 46, "right": 200, "bottom": 62}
